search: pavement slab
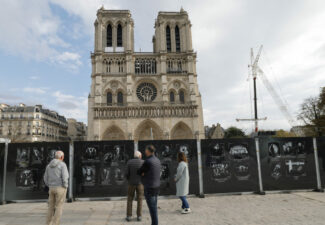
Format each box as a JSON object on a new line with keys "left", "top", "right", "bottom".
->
{"left": 0, "top": 192, "right": 325, "bottom": 225}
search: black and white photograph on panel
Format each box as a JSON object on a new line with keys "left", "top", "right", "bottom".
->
{"left": 6, "top": 142, "right": 69, "bottom": 201}
{"left": 74, "top": 141, "right": 134, "bottom": 198}
{"left": 201, "top": 138, "right": 259, "bottom": 194}
{"left": 259, "top": 137, "right": 317, "bottom": 191}
{"left": 138, "top": 140, "right": 199, "bottom": 196}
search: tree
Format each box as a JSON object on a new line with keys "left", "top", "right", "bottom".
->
{"left": 298, "top": 94, "right": 325, "bottom": 136}
{"left": 275, "top": 129, "right": 296, "bottom": 137}
{"left": 224, "top": 126, "right": 246, "bottom": 138}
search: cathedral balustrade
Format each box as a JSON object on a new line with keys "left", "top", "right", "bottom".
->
{"left": 93, "top": 104, "right": 198, "bottom": 119}
{"left": 166, "top": 57, "right": 187, "bottom": 74}
{"left": 134, "top": 57, "right": 157, "bottom": 75}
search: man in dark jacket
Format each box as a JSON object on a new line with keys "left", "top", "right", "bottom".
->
{"left": 138, "top": 145, "right": 161, "bottom": 225}
{"left": 125, "top": 150, "right": 144, "bottom": 222}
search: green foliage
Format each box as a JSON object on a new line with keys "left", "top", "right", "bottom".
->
{"left": 275, "top": 129, "right": 296, "bottom": 137}
{"left": 224, "top": 126, "right": 246, "bottom": 138}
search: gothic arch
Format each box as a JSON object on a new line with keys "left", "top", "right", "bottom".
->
{"left": 134, "top": 119, "right": 163, "bottom": 141}
{"left": 102, "top": 125, "right": 126, "bottom": 140}
{"left": 135, "top": 78, "right": 160, "bottom": 88}
{"left": 170, "top": 121, "right": 193, "bottom": 140}
{"left": 167, "top": 79, "right": 187, "bottom": 90}
{"left": 102, "top": 80, "right": 127, "bottom": 94}
{"left": 178, "top": 88, "right": 187, "bottom": 103}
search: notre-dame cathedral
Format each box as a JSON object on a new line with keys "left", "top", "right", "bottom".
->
{"left": 87, "top": 7, "right": 205, "bottom": 141}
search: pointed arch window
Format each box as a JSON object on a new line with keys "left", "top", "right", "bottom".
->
{"left": 166, "top": 25, "right": 171, "bottom": 52}
{"left": 107, "top": 24, "right": 112, "bottom": 47}
{"left": 179, "top": 90, "right": 185, "bottom": 103}
{"left": 107, "top": 92, "right": 112, "bottom": 105}
{"left": 170, "top": 91, "right": 175, "bottom": 103}
{"left": 117, "top": 24, "right": 123, "bottom": 47}
{"left": 175, "top": 25, "right": 181, "bottom": 52}
{"left": 117, "top": 91, "right": 124, "bottom": 105}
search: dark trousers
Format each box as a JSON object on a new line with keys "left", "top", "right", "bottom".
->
{"left": 179, "top": 196, "right": 189, "bottom": 209}
{"left": 127, "top": 184, "right": 144, "bottom": 217}
{"left": 144, "top": 188, "right": 158, "bottom": 225}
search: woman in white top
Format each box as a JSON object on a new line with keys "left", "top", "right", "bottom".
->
{"left": 174, "top": 152, "right": 191, "bottom": 214}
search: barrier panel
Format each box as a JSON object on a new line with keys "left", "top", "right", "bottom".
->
{"left": 138, "top": 140, "right": 199, "bottom": 196}
{"left": 5, "top": 142, "right": 69, "bottom": 201}
{"left": 316, "top": 137, "right": 325, "bottom": 188}
{"left": 259, "top": 137, "right": 318, "bottom": 191}
{"left": 201, "top": 138, "right": 259, "bottom": 194}
{"left": 74, "top": 141, "right": 134, "bottom": 198}
{"left": 0, "top": 143, "right": 4, "bottom": 203}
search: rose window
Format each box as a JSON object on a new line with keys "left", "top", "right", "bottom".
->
{"left": 136, "top": 82, "right": 157, "bottom": 102}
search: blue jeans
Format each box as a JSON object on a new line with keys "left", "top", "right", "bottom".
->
{"left": 144, "top": 189, "right": 158, "bottom": 225}
{"left": 179, "top": 196, "right": 189, "bottom": 209}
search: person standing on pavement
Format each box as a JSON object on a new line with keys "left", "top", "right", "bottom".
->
{"left": 138, "top": 145, "right": 161, "bottom": 225}
{"left": 175, "top": 152, "right": 191, "bottom": 214}
{"left": 44, "top": 150, "right": 69, "bottom": 225}
{"left": 125, "top": 150, "right": 144, "bottom": 222}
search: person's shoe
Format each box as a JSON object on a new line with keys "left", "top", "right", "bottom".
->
{"left": 181, "top": 208, "right": 191, "bottom": 214}
{"left": 137, "top": 216, "right": 142, "bottom": 221}
{"left": 126, "top": 216, "right": 131, "bottom": 222}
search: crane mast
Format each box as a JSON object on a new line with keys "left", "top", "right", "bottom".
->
{"left": 236, "top": 45, "right": 266, "bottom": 135}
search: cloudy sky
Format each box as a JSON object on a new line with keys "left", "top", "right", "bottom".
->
{"left": 0, "top": 0, "right": 324, "bottom": 133}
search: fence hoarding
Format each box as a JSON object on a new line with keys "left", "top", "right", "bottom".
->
{"left": 201, "top": 138, "right": 259, "bottom": 194}
{"left": 5, "top": 142, "right": 69, "bottom": 201}
{"left": 316, "top": 137, "right": 325, "bottom": 188}
{"left": 0, "top": 143, "right": 4, "bottom": 203}
{"left": 74, "top": 141, "right": 134, "bottom": 198}
{"left": 259, "top": 137, "right": 318, "bottom": 191}
{"left": 138, "top": 140, "right": 199, "bottom": 196}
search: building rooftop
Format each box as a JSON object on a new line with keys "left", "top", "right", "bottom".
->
{"left": 0, "top": 104, "right": 67, "bottom": 123}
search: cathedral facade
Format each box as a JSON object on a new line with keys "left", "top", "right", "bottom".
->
{"left": 87, "top": 7, "right": 204, "bottom": 141}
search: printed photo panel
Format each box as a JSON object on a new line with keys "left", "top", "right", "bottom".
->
{"left": 201, "top": 138, "right": 259, "bottom": 194}
{"left": 74, "top": 141, "right": 134, "bottom": 198}
{"left": 259, "top": 137, "right": 317, "bottom": 191}
{"left": 138, "top": 140, "right": 199, "bottom": 196}
{"left": 5, "top": 142, "right": 69, "bottom": 201}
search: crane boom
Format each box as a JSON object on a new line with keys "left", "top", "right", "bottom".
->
{"left": 257, "top": 66, "right": 303, "bottom": 136}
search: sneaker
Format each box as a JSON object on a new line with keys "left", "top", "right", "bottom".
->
{"left": 181, "top": 208, "right": 191, "bottom": 214}
{"left": 137, "top": 216, "right": 142, "bottom": 221}
{"left": 126, "top": 216, "right": 131, "bottom": 222}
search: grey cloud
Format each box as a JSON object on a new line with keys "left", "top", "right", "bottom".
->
{"left": 57, "top": 101, "right": 79, "bottom": 110}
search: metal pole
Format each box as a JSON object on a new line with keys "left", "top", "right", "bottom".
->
{"left": 255, "top": 138, "right": 264, "bottom": 194}
{"left": 2, "top": 140, "right": 9, "bottom": 204}
{"left": 253, "top": 77, "right": 258, "bottom": 134}
{"left": 196, "top": 139, "right": 204, "bottom": 198}
{"left": 134, "top": 141, "right": 138, "bottom": 153}
{"left": 68, "top": 141, "right": 74, "bottom": 202}
{"left": 313, "top": 138, "right": 323, "bottom": 191}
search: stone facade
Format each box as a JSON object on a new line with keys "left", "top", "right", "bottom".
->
{"left": 87, "top": 7, "right": 205, "bottom": 141}
{"left": 0, "top": 103, "right": 68, "bottom": 142}
{"left": 67, "top": 118, "right": 87, "bottom": 141}
{"left": 205, "top": 123, "right": 225, "bottom": 139}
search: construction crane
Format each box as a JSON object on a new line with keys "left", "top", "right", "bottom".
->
{"left": 236, "top": 45, "right": 267, "bottom": 134}
{"left": 237, "top": 45, "right": 303, "bottom": 136}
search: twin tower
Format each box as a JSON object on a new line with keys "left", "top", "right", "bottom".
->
{"left": 88, "top": 7, "right": 205, "bottom": 141}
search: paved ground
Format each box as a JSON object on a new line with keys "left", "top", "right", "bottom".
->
{"left": 1, "top": 192, "right": 325, "bottom": 225}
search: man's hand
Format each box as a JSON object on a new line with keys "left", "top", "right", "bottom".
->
{"left": 141, "top": 173, "right": 144, "bottom": 176}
